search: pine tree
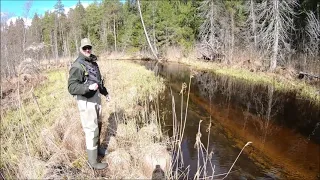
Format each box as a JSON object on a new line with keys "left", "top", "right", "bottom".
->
{"left": 53, "top": 0, "right": 65, "bottom": 61}
{"left": 68, "top": 2, "right": 86, "bottom": 55}
{"left": 86, "top": 2, "right": 104, "bottom": 52}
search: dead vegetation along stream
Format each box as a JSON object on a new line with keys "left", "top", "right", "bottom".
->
{"left": 0, "top": 59, "right": 172, "bottom": 179}
{"left": 176, "top": 59, "right": 320, "bottom": 105}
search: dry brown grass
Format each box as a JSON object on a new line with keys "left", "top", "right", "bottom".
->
{"left": 177, "top": 50, "right": 320, "bottom": 104}
{"left": 1, "top": 58, "right": 169, "bottom": 179}
{"left": 94, "top": 60, "right": 170, "bottom": 179}
{"left": 164, "top": 46, "right": 184, "bottom": 62}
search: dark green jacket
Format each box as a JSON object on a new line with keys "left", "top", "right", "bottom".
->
{"left": 68, "top": 53, "right": 108, "bottom": 98}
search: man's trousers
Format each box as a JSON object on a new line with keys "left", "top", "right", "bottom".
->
{"left": 76, "top": 92, "right": 102, "bottom": 150}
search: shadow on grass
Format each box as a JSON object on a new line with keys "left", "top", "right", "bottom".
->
{"left": 102, "top": 109, "right": 124, "bottom": 150}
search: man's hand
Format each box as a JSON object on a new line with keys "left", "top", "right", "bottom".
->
{"left": 89, "top": 83, "right": 99, "bottom": 91}
{"left": 106, "top": 95, "right": 111, "bottom": 102}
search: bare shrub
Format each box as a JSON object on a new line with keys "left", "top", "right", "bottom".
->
{"left": 232, "top": 50, "right": 263, "bottom": 72}
{"left": 104, "top": 51, "right": 126, "bottom": 60}
{"left": 105, "top": 149, "right": 132, "bottom": 178}
{"left": 137, "top": 123, "right": 161, "bottom": 146}
{"left": 43, "top": 152, "right": 83, "bottom": 179}
{"left": 275, "top": 64, "right": 297, "bottom": 80}
{"left": 52, "top": 118, "right": 68, "bottom": 141}
{"left": 1, "top": 69, "right": 46, "bottom": 115}
{"left": 164, "top": 46, "right": 183, "bottom": 62}
{"left": 184, "top": 47, "right": 198, "bottom": 62}
{"left": 116, "top": 121, "right": 137, "bottom": 144}
{"left": 107, "top": 136, "right": 118, "bottom": 152}
{"left": 40, "top": 128, "right": 60, "bottom": 155}
{"left": 62, "top": 120, "right": 86, "bottom": 155}
{"left": 18, "top": 58, "right": 40, "bottom": 76}
{"left": 17, "top": 156, "right": 46, "bottom": 179}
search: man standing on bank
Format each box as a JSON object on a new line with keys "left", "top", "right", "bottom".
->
{"left": 68, "top": 38, "right": 109, "bottom": 170}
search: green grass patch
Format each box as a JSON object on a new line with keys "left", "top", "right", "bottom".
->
{"left": 0, "top": 69, "right": 69, "bottom": 178}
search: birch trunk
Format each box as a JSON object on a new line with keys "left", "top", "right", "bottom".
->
{"left": 137, "top": 0, "right": 158, "bottom": 60}
{"left": 152, "top": 1, "right": 158, "bottom": 54}
{"left": 113, "top": 17, "right": 117, "bottom": 52}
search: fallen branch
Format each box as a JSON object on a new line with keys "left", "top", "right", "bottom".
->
{"left": 298, "top": 71, "right": 320, "bottom": 79}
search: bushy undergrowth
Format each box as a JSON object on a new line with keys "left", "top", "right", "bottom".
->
{"left": 1, "top": 60, "right": 168, "bottom": 179}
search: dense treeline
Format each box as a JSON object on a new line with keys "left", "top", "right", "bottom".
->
{"left": 0, "top": 0, "right": 319, "bottom": 78}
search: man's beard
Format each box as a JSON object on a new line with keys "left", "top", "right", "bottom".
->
{"left": 80, "top": 48, "right": 91, "bottom": 57}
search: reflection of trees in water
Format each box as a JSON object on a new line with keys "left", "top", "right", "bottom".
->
{"left": 151, "top": 64, "right": 320, "bottom": 178}
{"left": 193, "top": 70, "right": 319, "bottom": 145}
{"left": 190, "top": 70, "right": 319, "bottom": 177}
{"left": 194, "top": 71, "right": 218, "bottom": 102}
{"left": 193, "top": 72, "right": 283, "bottom": 143}
{"left": 148, "top": 62, "right": 319, "bottom": 144}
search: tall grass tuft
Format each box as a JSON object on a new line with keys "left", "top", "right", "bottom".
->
{"left": 167, "top": 72, "right": 253, "bottom": 179}
{"left": 1, "top": 59, "right": 253, "bottom": 179}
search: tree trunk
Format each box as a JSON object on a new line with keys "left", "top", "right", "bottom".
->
{"left": 4, "top": 45, "right": 11, "bottom": 77}
{"left": 75, "top": 35, "right": 79, "bottom": 56}
{"left": 250, "top": 0, "right": 257, "bottom": 48}
{"left": 210, "top": 3, "right": 214, "bottom": 46}
{"left": 137, "top": 0, "right": 158, "bottom": 60}
{"left": 54, "top": 15, "right": 59, "bottom": 63}
{"left": 50, "top": 31, "right": 54, "bottom": 62}
{"left": 66, "top": 33, "right": 70, "bottom": 58}
{"left": 113, "top": 16, "right": 117, "bottom": 52}
{"left": 104, "top": 21, "right": 108, "bottom": 52}
{"left": 61, "top": 28, "right": 65, "bottom": 57}
{"left": 270, "top": 0, "right": 279, "bottom": 72}
{"left": 106, "top": 21, "right": 109, "bottom": 52}
{"left": 59, "top": 21, "right": 63, "bottom": 56}
{"left": 230, "top": 11, "right": 234, "bottom": 64}
{"left": 152, "top": 1, "right": 158, "bottom": 54}
{"left": 22, "top": 23, "right": 27, "bottom": 62}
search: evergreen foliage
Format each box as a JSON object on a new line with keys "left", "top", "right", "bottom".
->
{"left": 0, "top": 0, "right": 319, "bottom": 77}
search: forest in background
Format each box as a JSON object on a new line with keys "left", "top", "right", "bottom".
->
{"left": 0, "top": 0, "right": 319, "bottom": 79}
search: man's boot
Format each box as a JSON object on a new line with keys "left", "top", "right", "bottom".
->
{"left": 87, "top": 149, "right": 107, "bottom": 170}
{"left": 98, "top": 146, "right": 108, "bottom": 156}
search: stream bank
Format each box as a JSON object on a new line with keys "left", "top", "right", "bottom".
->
{"left": 138, "top": 61, "right": 320, "bottom": 179}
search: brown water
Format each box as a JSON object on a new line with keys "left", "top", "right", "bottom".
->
{"left": 139, "top": 61, "right": 320, "bottom": 179}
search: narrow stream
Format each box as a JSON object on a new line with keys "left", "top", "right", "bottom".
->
{"left": 138, "top": 61, "right": 320, "bottom": 179}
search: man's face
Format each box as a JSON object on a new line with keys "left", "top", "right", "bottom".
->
{"left": 82, "top": 45, "right": 92, "bottom": 57}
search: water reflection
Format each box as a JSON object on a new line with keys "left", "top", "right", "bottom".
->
{"left": 138, "top": 61, "right": 320, "bottom": 179}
